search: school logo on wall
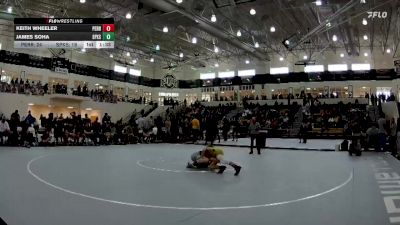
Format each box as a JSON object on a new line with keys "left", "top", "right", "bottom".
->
{"left": 395, "top": 60, "right": 400, "bottom": 76}
{"left": 161, "top": 74, "right": 177, "bottom": 89}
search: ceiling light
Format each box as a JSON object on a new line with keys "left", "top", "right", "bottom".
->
{"left": 315, "top": 0, "right": 322, "bottom": 6}
{"left": 126, "top": 52, "right": 130, "bottom": 57}
{"left": 250, "top": 8, "right": 256, "bottom": 15}
{"left": 363, "top": 35, "right": 368, "bottom": 40}
{"left": 236, "top": 30, "right": 242, "bottom": 37}
{"left": 326, "top": 22, "right": 331, "bottom": 27}
{"left": 214, "top": 46, "right": 219, "bottom": 53}
{"left": 211, "top": 14, "right": 217, "bottom": 22}
{"left": 191, "top": 37, "right": 197, "bottom": 44}
{"left": 163, "top": 26, "right": 168, "bottom": 33}
{"left": 340, "top": 53, "right": 344, "bottom": 58}
{"left": 386, "top": 49, "right": 391, "bottom": 54}
{"left": 270, "top": 26, "right": 276, "bottom": 33}
{"left": 279, "top": 57, "right": 284, "bottom": 61}
{"left": 285, "top": 40, "right": 290, "bottom": 45}
{"left": 362, "top": 18, "right": 368, "bottom": 25}
{"left": 109, "top": 54, "right": 113, "bottom": 58}
{"left": 303, "top": 55, "right": 308, "bottom": 60}
{"left": 7, "top": 6, "right": 12, "bottom": 13}
{"left": 214, "top": 63, "right": 219, "bottom": 67}
{"left": 332, "top": 35, "right": 338, "bottom": 42}
{"left": 85, "top": 108, "right": 93, "bottom": 111}
{"left": 364, "top": 52, "right": 368, "bottom": 57}
{"left": 245, "top": 59, "right": 250, "bottom": 64}
{"left": 176, "top": 0, "right": 183, "bottom": 3}
{"left": 28, "top": 103, "right": 34, "bottom": 106}
{"left": 254, "top": 42, "right": 259, "bottom": 48}
{"left": 125, "top": 12, "right": 132, "bottom": 19}
{"left": 132, "top": 59, "right": 137, "bottom": 64}
{"left": 179, "top": 52, "right": 184, "bottom": 58}
{"left": 80, "top": 0, "right": 86, "bottom": 3}
{"left": 126, "top": 36, "right": 130, "bottom": 41}
{"left": 150, "top": 57, "right": 154, "bottom": 62}
{"left": 95, "top": 83, "right": 99, "bottom": 86}
{"left": 155, "top": 44, "right": 160, "bottom": 51}
{"left": 67, "top": 106, "right": 74, "bottom": 109}
{"left": 81, "top": 48, "right": 86, "bottom": 53}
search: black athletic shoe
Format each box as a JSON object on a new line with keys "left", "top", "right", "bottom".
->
{"left": 187, "top": 162, "right": 195, "bottom": 169}
{"left": 249, "top": 151, "right": 253, "bottom": 154}
{"left": 233, "top": 165, "right": 242, "bottom": 176}
{"left": 217, "top": 166, "right": 226, "bottom": 174}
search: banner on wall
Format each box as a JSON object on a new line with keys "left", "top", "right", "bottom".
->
{"left": 54, "top": 67, "right": 69, "bottom": 74}
{"left": 394, "top": 60, "right": 400, "bottom": 75}
{"left": 161, "top": 74, "right": 177, "bottom": 89}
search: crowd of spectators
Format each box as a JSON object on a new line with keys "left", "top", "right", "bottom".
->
{"left": 1, "top": 94, "right": 400, "bottom": 157}
{"left": 0, "top": 102, "right": 239, "bottom": 147}
{"left": 0, "top": 109, "right": 155, "bottom": 147}
{"left": 0, "top": 77, "right": 148, "bottom": 104}
{"left": 163, "top": 98, "right": 179, "bottom": 106}
{"left": 213, "top": 91, "right": 397, "bottom": 103}
{"left": 0, "top": 78, "right": 47, "bottom": 95}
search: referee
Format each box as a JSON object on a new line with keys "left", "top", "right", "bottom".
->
{"left": 248, "top": 117, "right": 261, "bottom": 154}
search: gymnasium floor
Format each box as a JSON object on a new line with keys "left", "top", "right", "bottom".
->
{"left": 0, "top": 144, "right": 398, "bottom": 225}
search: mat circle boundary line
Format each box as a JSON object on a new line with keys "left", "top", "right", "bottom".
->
{"left": 27, "top": 154, "right": 353, "bottom": 211}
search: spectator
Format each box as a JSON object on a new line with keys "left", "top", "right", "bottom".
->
{"left": 102, "top": 113, "right": 111, "bottom": 124}
{"left": 222, "top": 116, "right": 230, "bottom": 142}
{"left": 231, "top": 117, "right": 240, "bottom": 142}
{"left": 0, "top": 117, "right": 10, "bottom": 145}
{"left": 390, "top": 118, "right": 397, "bottom": 156}
{"left": 165, "top": 117, "right": 172, "bottom": 139}
{"left": 366, "top": 123, "right": 379, "bottom": 151}
{"left": 11, "top": 110, "right": 20, "bottom": 122}
{"left": 377, "top": 113, "right": 387, "bottom": 152}
{"left": 25, "top": 110, "right": 36, "bottom": 126}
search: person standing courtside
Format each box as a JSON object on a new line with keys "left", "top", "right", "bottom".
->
{"left": 191, "top": 116, "right": 200, "bottom": 143}
{"left": 248, "top": 117, "right": 261, "bottom": 154}
{"left": 377, "top": 113, "right": 387, "bottom": 152}
{"left": 389, "top": 118, "right": 397, "bottom": 156}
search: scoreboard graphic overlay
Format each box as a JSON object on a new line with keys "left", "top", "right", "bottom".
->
{"left": 14, "top": 18, "right": 114, "bottom": 49}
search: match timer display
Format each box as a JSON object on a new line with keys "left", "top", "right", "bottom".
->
{"left": 14, "top": 18, "right": 115, "bottom": 49}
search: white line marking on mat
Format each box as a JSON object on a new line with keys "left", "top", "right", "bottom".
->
{"left": 137, "top": 160, "right": 208, "bottom": 173}
{"left": 27, "top": 154, "right": 353, "bottom": 211}
{"left": 136, "top": 159, "right": 234, "bottom": 173}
